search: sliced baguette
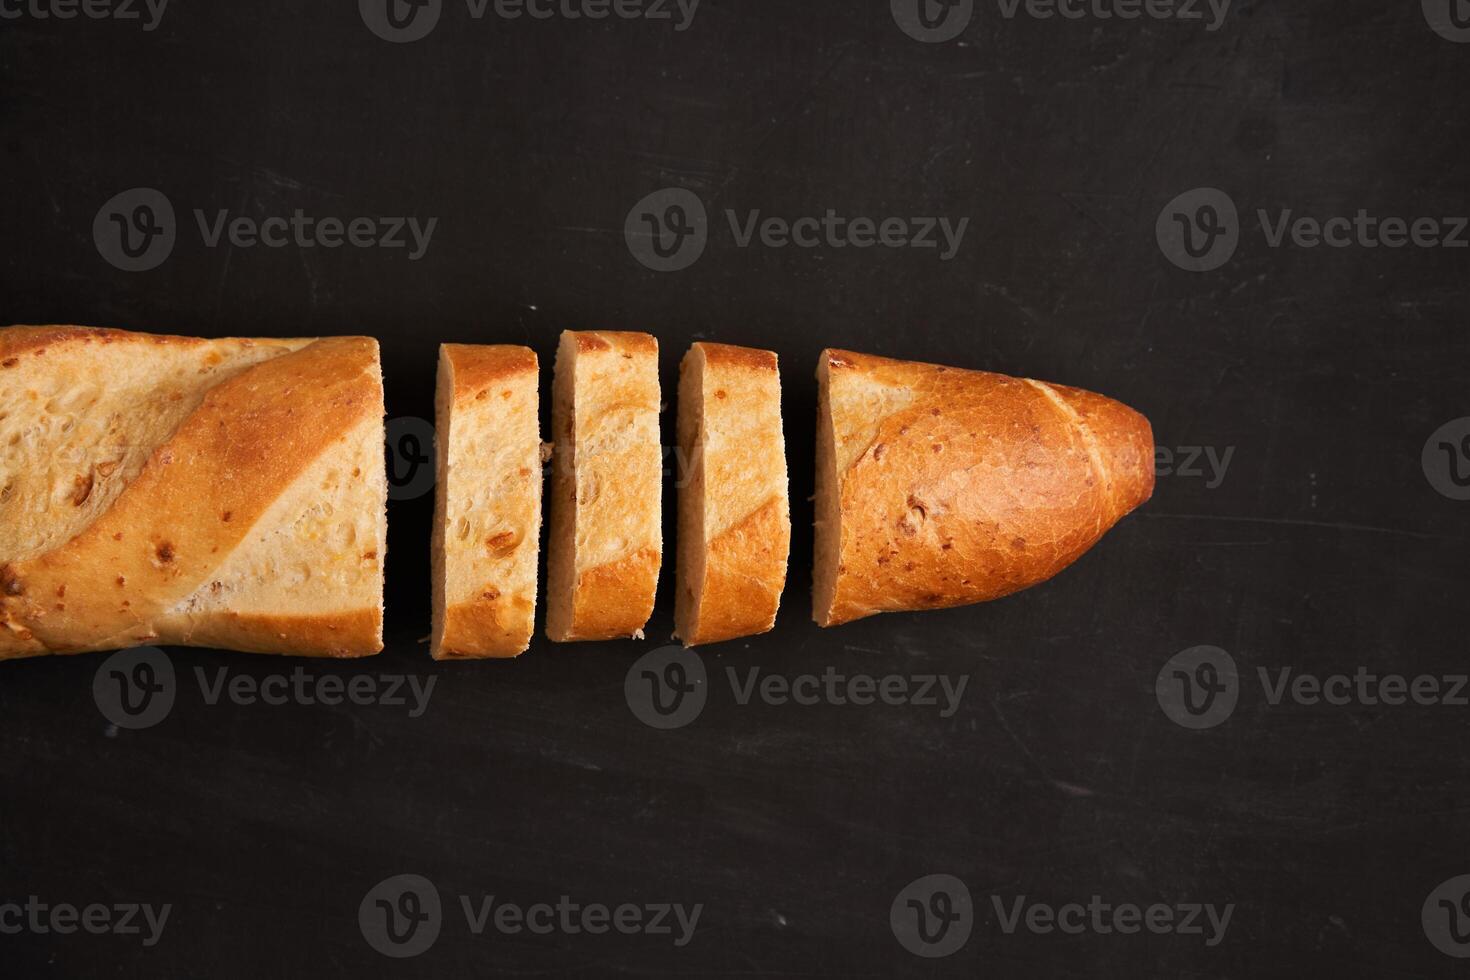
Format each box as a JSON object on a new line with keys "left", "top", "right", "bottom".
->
{"left": 545, "top": 330, "right": 662, "bottom": 641}
{"left": 0, "top": 325, "right": 386, "bottom": 658}
{"left": 814, "top": 349, "right": 1154, "bottom": 627}
{"left": 430, "top": 344, "right": 542, "bottom": 659}
{"left": 674, "top": 343, "right": 789, "bottom": 646}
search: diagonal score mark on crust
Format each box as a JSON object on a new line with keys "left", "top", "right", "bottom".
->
{"left": 0, "top": 330, "right": 312, "bottom": 561}
{"left": 1024, "top": 378, "right": 1112, "bottom": 535}
{"left": 167, "top": 414, "right": 386, "bottom": 620}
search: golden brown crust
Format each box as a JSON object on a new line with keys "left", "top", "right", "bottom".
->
{"left": 569, "top": 546, "right": 661, "bottom": 640}
{"left": 443, "top": 343, "right": 539, "bottom": 396}
{"left": 0, "top": 324, "right": 308, "bottom": 361}
{"left": 168, "top": 608, "right": 383, "bottom": 658}
{"left": 699, "top": 341, "right": 778, "bottom": 373}
{"left": 1, "top": 325, "right": 170, "bottom": 358}
{"left": 687, "top": 496, "right": 788, "bottom": 645}
{"left": 439, "top": 594, "right": 536, "bottom": 658}
{"left": 815, "top": 349, "right": 1153, "bottom": 627}
{"left": 574, "top": 330, "right": 658, "bottom": 356}
{"left": 0, "top": 327, "right": 386, "bottom": 658}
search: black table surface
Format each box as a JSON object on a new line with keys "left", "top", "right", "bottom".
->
{"left": 2, "top": 1, "right": 1467, "bottom": 976}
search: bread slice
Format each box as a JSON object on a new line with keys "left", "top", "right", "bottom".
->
{"left": 0, "top": 325, "right": 387, "bottom": 658}
{"left": 430, "top": 344, "right": 542, "bottom": 659}
{"left": 544, "top": 330, "right": 662, "bottom": 641}
{"left": 813, "top": 349, "right": 1154, "bottom": 627}
{"left": 674, "top": 343, "right": 790, "bottom": 646}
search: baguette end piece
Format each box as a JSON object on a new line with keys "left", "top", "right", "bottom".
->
{"left": 813, "top": 348, "right": 1154, "bottom": 627}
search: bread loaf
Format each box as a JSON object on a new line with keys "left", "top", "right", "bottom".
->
{"left": 430, "top": 344, "right": 542, "bottom": 659}
{"left": 0, "top": 325, "right": 387, "bottom": 658}
{"left": 544, "top": 330, "right": 662, "bottom": 642}
{"left": 813, "top": 349, "right": 1154, "bottom": 627}
{"left": 674, "top": 342, "right": 790, "bottom": 646}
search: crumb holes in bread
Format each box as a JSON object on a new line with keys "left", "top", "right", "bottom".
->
{"left": 329, "top": 521, "right": 357, "bottom": 551}
{"left": 71, "top": 471, "right": 94, "bottom": 506}
{"left": 485, "top": 529, "right": 519, "bottom": 557}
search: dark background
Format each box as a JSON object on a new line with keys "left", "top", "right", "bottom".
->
{"left": 2, "top": 0, "right": 1467, "bottom": 975}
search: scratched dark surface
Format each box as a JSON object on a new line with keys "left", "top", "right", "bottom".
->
{"left": 1, "top": 0, "right": 1468, "bottom": 976}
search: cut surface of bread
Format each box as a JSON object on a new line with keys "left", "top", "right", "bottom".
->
{"left": 674, "top": 343, "right": 789, "bottom": 646}
{"left": 430, "top": 344, "right": 541, "bottom": 659}
{"left": 0, "top": 325, "right": 387, "bottom": 658}
{"left": 544, "top": 330, "right": 661, "bottom": 642}
{"left": 814, "top": 349, "right": 1154, "bottom": 627}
